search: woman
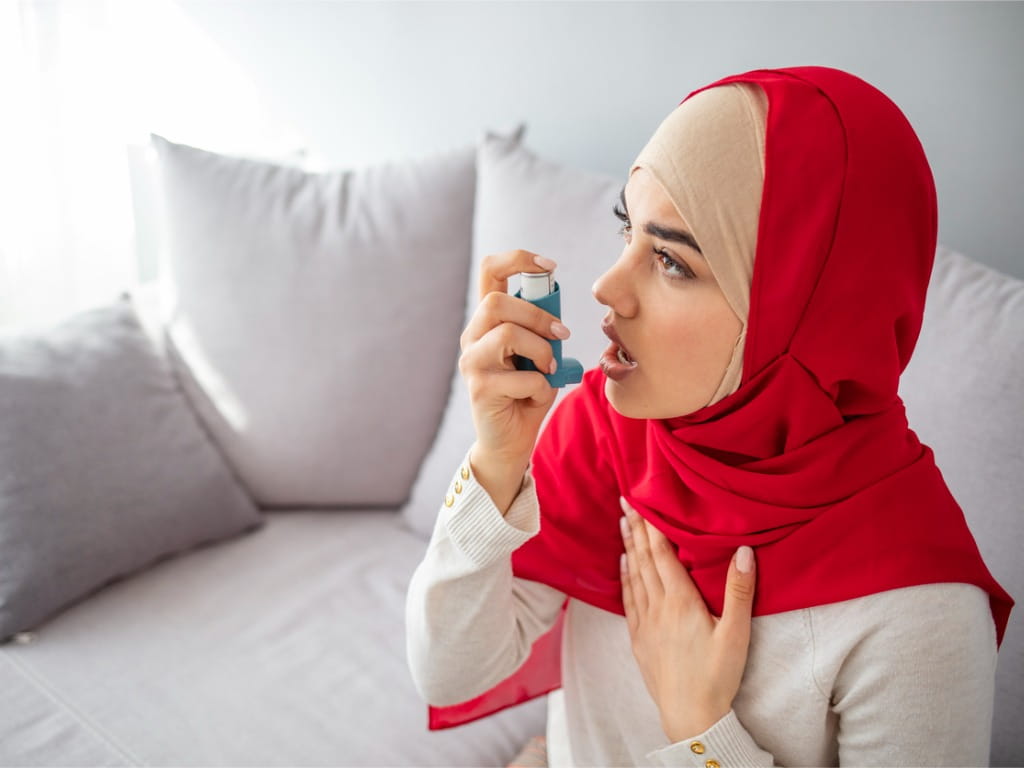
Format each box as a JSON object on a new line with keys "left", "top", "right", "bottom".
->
{"left": 405, "top": 66, "right": 1014, "bottom": 766}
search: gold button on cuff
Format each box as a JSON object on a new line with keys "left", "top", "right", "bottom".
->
{"left": 444, "top": 493, "right": 454, "bottom": 507}
{"left": 689, "top": 741, "right": 705, "bottom": 755}
{"left": 705, "top": 761, "right": 720, "bottom": 768}
{"left": 460, "top": 465, "right": 470, "bottom": 480}
{"left": 454, "top": 481, "right": 463, "bottom": 494}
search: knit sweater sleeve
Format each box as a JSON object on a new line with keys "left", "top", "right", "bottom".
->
{"left": 404, "top": 447, "right": 569, "bottom": 707}
{"left": 644, "top": 709, "right": 775, "bottom": 767}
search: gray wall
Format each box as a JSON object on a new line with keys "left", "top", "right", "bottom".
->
{"left": 175, "top": 0, "right": 1024, "bottom": 279}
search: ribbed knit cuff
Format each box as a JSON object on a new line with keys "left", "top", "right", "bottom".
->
{"left": 443, "top": 448, "right": 541, "bottom": 568}
{"left": 645, "top": 709, "right": 774, "bottom": 767}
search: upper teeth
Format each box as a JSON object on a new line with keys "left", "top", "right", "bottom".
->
{"left": 617, "top": 347, "right": 630, "bottom": 365}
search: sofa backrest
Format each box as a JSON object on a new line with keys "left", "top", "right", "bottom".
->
{"left": 900, "top": 245, "right": 1024, "bottom": 766}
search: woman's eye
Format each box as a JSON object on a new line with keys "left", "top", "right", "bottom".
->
{"left": 615, "top": 209, "right": 695, "bottom": 280}
{"left": 655, "top": 248, "right": 696, "bottom": 280}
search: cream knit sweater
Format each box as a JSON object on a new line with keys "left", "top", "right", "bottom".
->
{"left": 405, "top": 450, "right": 998, "bottom": 767}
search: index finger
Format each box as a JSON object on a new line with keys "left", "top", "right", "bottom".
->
{"left": 478, "top": 250, "right": 557, "bottom": 301}
{"left": 640, "top": 517, "right": 701, "bottom": 599}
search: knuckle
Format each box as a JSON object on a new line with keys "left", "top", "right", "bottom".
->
{"left": 496, "top": 322, "right": 517, "bottom": 347}
{"left": 480, "top": 291, "right": 502, "bottom": 314}
{"left": 465, "top": 371, "right": 487, "bottom": 400}
{"left": 480, "top": 252, "right": 498, "bottom": 275}
{"left": 473, "top": 297, "right": 498, "bottom": 331}
{"left": 729, "top": 580, "right": 756, "bottom": 601}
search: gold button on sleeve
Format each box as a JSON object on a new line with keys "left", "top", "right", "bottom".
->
{"left": 705, "top": 760, "right": 720, "bottom": 768}
{"left": 460, "top": 465, "right": 470, "bottom": 480}
{"left": 444, "top": 493, "right": 454, "bottom": 507}
{"left": 454, "top": 480, "right": 463, "bottom": 494}
{"left": 689, "top": 741, "right": 705, "bottom": 755}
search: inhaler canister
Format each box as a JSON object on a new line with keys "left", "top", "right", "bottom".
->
{"left": 513, "top": 271, "right": 584, "bottom": 388}
{"left": 519, "top": 271, "right": 555, "bottom": 301}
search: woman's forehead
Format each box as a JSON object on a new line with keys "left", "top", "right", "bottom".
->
{"left": 625, "top": 168, "right": 690, "bottom": 225}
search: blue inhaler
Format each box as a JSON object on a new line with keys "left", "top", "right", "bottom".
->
{"left": 513, "top": 271, "right": 583, "bottom": 388}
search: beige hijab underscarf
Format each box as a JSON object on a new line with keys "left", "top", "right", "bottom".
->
{"left": 629, "top": 82, "right": 768, "bottom": 406}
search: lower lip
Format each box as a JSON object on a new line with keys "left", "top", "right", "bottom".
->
{"left": 599, "top": 342, "right": 638, "bottom": 382}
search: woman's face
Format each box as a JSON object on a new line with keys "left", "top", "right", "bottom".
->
{"left": 592, "top": 167, "right": 743, "bottom": 419}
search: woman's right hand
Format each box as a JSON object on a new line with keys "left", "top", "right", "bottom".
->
{"left": 458, "top": 249, "right": 571, "bottom": 513}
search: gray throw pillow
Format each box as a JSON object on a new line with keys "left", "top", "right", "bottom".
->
{"left": 0, "top": 294, "right": 263, "bottom": 642}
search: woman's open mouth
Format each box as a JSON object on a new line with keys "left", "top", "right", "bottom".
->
{"left": 600, "top": 318, "right": 638, "bottom": 382}
{"left": 600, "top": 342, "right": 639, "bottom": 382}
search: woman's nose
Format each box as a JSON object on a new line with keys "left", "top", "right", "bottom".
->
{"left": 592, "top": 257, "right": 638, "bottom": 317}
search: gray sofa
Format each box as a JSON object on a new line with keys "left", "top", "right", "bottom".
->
{"left": 1, "top": 126, "right": 1021, "bottom": 767}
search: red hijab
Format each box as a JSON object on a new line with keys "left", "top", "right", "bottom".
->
{"left": 428, "top": 66, "right": 1014, "bottom": 729}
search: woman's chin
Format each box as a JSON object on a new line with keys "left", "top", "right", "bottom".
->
{"left": 603, "top": 378, "right": 647, "bottom": 419}
{"left": 603, "top": 377, "right": 706, "bottom": 420}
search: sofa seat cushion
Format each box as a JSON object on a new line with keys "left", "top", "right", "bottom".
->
{"left": 0, "top": 511, "right": 545, "bottom": 767}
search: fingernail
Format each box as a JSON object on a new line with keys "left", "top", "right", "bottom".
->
{"left": 619, "top": 496, "right": 633, "bottom": 517}
{"left": 736, "top": 545, "right": 754, "bottom": 574}
{"left": 619, "top": 515, "right": 631, "bottom": 538}
{"left": 549, "top": 359, "right": 558, "bottom": 374}
{"left": 551, "top": 321, "right": 570, "bottom": 339}
{"left": 533, "top": 254, "right": 557, "bottom": 271}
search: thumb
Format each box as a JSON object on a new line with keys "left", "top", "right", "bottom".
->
{"left": 720, "top": 546, "right": 756, "bottom": 638}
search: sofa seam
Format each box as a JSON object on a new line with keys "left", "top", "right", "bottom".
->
{"left": 0, "top": 648, "right": 147, "bottom": 766}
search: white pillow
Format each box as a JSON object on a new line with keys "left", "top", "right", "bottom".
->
{"left": 152, "top": 134, "right": 476, "bottom": 507}
{"left": 127, "top": 140, "right": 308, "bottom": 283}
{"left": 401, "top": 125, "right": 623, "bottom": 537}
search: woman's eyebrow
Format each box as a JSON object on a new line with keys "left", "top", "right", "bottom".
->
{"left": 619, "top": 184, "right": 704, "bottom": 256}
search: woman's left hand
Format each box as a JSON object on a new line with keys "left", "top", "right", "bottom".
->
{"left": 619, "top": 496, "right": 757, "bottom": 743}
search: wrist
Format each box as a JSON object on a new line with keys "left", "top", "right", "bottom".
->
{"left": 469, "top": 442, "right": 530, "bottom": 472}
{"left": 468, "top": 443, "right": 530, "bottom": 515}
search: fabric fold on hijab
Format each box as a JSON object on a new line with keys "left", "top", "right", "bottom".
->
{"left": 427, "top": 65, "right": 1014, "bottom": 730}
